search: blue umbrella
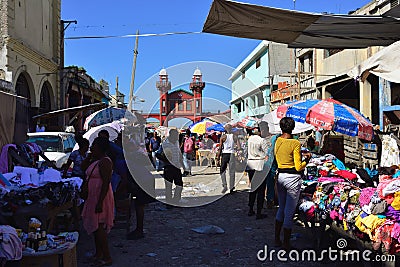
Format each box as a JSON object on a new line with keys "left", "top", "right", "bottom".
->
{"left": 206, "top": 123, "right": 225, "bottom": 132}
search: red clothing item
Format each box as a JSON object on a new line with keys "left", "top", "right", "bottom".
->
{"left": 335, "top": 170, "right": 357, "bottom": 180}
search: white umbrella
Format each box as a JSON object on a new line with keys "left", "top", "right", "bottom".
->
{"left": 73, "top": 121, "right": 122, "bottom": 151}
{"left": 262, "top": 109, "right": 314, "bottom": 134}
{"left": 83, "top": 107, "right": 137, "bottom": 130}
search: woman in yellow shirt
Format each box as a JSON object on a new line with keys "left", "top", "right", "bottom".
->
{"left": 274, "top": 117, "right": 311, "bottom": 250}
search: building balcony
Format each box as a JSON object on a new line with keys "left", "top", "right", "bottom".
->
{"left": 190, "top": 82, "right": 205, "bottom": 89}
{"left": 270, "top": 84, "right": 298, "bottom": 103}
{"left": 156, "top": 81, "right": 171, "bottom": 91}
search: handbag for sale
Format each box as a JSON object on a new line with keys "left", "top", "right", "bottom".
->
{"left": 80, "top": 162, "right": 99, "bottom": 200}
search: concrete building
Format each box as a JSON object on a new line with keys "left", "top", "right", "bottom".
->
{"left": 314, "top": 0, "right": 397, "bottom": 127}
{"left": 62, "top": 66, "right": 111, "bottom": 131}
{"left": 110, "top": 90, "right": 126, "bottom": 109}
{"left": 230, "top": 41, "right": 294, "bottom": 120}
{"left": 274, "top": 0, "right": 398, "bottom": 128}
{"left": 0, "top": 0, "right": 61, "bottom": 143}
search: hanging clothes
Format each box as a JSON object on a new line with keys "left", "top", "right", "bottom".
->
{"left": 380, "top": 135, "right": 400, "bottom": 167}
{"left": 0, "top": 144, "right": 17, "bottom": 174}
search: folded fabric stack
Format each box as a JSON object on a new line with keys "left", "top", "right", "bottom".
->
{"left": 299, "top": 154, "right": 400, "bottom": 254}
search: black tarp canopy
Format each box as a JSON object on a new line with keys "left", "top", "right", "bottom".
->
{"left": 203, "top": 0, "right": 400, "bottom": 48}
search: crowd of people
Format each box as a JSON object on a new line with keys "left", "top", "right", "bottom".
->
{"left": 62, "top": 129, "right": 156, "bottom": 266}
{"left": 59, "top": 116, "right": 330, "bottom": 264}
{"left": 145, "top": 120, "right": 313, "bottom": 232}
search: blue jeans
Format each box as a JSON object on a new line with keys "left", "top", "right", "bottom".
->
{"left": 275, "top": 173, "right": 302, "bottom": 229}
{"left": 183, "top": 152, "right": 193, "bottom": 173}
{"left": 151, "top": 151, "right": 160, "bottom": 170}
{"left": 266, "top": 166, "right": 277, "bottom": 201}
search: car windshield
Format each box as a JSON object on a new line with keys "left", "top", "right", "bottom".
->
{"left": 27, "top": 136, "right": 63, "bottom": 152}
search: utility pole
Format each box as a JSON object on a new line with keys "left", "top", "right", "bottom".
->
{"left": 128, "top": 30, "right": 139, "bottom": 112}
{"left": 297, "top": 59, "right": 301, "bottom": 100}
{"left": 60, "top": 19, "right": 77, "bottom": 127}
{"left": 115, "top": 76, "right": 119, "bottom": 107}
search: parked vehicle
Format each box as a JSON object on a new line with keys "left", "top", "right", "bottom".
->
{"left": 27, "top": 132, "right": 76, "bottom": 168}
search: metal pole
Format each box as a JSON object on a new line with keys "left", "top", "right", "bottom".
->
{"left": 60, "top": 20, "right": 77, "bottom": 128}
{"left": 115, "top": 76, "right": 119, "bottom": 107}
{"left": 298, "top": 57, "right": 301, "bottom": 100}
{"left": 128, "top": 30, "right": 139, "bottom": 112}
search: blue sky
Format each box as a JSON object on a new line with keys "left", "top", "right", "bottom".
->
{"left": 62, "top": 0, "right": 371, "bottom": 125}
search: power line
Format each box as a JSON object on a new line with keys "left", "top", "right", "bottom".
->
{"left": 71, "top": 22, "right": 200, "bottom": 30}
{"left": 65, "top": 31, "right": 202, "bottom": 40}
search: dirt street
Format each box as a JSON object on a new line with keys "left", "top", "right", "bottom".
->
{"left": 76, "top": 167, "right": 356, "bottom": 267}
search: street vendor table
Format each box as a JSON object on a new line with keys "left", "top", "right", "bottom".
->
{"left": 7, "top": 201, "right": 76, "bottom": 234}
{"left": 21, "top": 232, "right": 78, "bottom": 267}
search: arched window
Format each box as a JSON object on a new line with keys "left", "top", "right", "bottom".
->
{"left": 39, "top": 83, "right": 52, "bottom": 113}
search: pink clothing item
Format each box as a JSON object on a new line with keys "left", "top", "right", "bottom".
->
{"left": 391, "top": 223, "right": 400, "bottom": 243}
{"left": 330, "top": 210, "right": 339, "bottom": 220}
{"left": 317, "top": 177, "right": 345, "bottom": 183}
{"left": 359, "top": 187, "right": 377, "bottom": 207}
{"left": 377, "top": 177, "right": 396, "bottom": 199}
{"left": 382, "top": 179, "right": 400, "bottom": 197}
{"left": 82, "top": 160, "right": 114, "bottom": 235}
{"left": 379, "top": 175, "right": 393, "bottom": 183}
{"left": 385, "top": 194, "right": 395, "bottom": 205}
{"left": 0, "top": 144, "right": 17, "bottom": 174}
{"left": 372, "top": 221, "right": 394, "bottom": 251}
{"left": 305, "top": 206, "right": 315, "bottom": 221}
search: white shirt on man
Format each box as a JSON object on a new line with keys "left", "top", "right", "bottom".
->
{"left": 222, "top": 134, "right": 235, "bottom": 154}
{"left": 247, "top": 135, "right": 268, "bottom": 171}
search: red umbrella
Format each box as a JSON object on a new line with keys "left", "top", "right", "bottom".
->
{"left": 277, "top": 98, "right": 373, "bottom": 141}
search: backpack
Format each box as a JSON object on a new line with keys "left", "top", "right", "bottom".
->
{"left": 184, "top": 137, "right": 194, "bottom": 153}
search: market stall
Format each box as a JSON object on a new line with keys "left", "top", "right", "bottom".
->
{"left": 267, "top": 98, "right": 400, "bottom": 257}
{"left": 20, "top": 232, "right": 79, "bottom": 267}
{"left": 298, "top": 154, "right": 400, "bottom": 258}
{"left": 0, "top": 161, "right": 82, "bottom": 266}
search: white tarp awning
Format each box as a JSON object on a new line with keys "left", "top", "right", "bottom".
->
{"left": 262, "top": 109, "right": 314, "bottom": 134}
{"left": 347, "top": 40, "right": 400, "bottom": 83}
{"left": 203, "top": 0, "right": 400, "bottom": 49}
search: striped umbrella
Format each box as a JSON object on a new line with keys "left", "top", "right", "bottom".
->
{"left": 277, "top": 98, "right": 373, "bottom": 141}
{"left": 229, "top": 116, "right": 260, "bottom": 129}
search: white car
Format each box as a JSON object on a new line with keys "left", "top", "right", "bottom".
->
{"left": 27, "top": 132, "right": 76, "bottom": 169}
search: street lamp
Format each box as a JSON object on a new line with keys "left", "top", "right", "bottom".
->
{"left": 131, "top": 95, "right": 145, "bottom": 111}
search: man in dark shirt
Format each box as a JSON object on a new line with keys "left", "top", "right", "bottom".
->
{"left": 144, "top": 132, "right": 153, "bottom": 166}
{"left": 149, "top": 132, "right": 162, "bottom": 171}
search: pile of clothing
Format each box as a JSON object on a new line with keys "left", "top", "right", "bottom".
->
{"left": 298, "top": 154, "right": 400, "bottom": 254}
{"left": 0, "top": 143, "right": 43, "bottom": 173}
{"left": 2, "top": 181, "right": 78, "bottom": 208}
{"left": 0, "top": 166, "right": 82, "bottom": 216}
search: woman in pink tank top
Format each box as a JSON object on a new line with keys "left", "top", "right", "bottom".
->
{"left": 81, "top": 137, "right": 114, "bottom": 266}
